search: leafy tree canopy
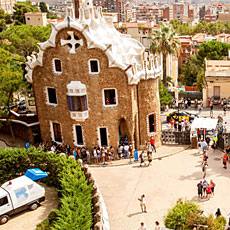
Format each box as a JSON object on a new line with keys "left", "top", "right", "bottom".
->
{"left": 0, "top": 48, "right": 25, "bottom": 118}
{"left": 0, "top": 24, "right": 51, "bottom": 58}
{"left": 170, "top": 19, "right": 230, "bottom": 36}
{"left": 13, "top": 1, "right": 39, "bottom": 25}
{"left": 39, "top": 2, "right": 48, "bottom": 12}
{"left": 0, "top": 8, "right": 12, "bottom": 32}
{"left": 198, "top": 40, "right": 230, "bottom": 60}
{"left": 180, "top": 40, "right": 230, "bottom": 90}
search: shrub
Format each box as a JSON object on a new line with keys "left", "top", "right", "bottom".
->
{"left": 207, "top": 214, "right": 227, "bottom": 230}
{"left": 0, "top": 147, "right": 93, "bottom": 230}
{"left": 164, "top": 200, "right": 227, "bottom": 230}
{"left": 164, "top": 199, "right": 203, "bottom": 230}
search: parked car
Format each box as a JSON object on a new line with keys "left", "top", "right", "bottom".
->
{"left": 166, "top": 111, "right": 198, "bottom": 122}
{"left": 0, "top": 168, "right": 47, "bottom": 225}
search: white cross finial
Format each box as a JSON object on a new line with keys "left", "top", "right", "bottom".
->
{"left": 61, "top": 31, "right": 83, "bottom": 54}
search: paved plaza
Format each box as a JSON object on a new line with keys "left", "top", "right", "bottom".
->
{"left": 91, "top": 147, "right": 230, "bottom": 230}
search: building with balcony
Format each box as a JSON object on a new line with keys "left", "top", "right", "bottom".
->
{"left": 25, "top": 0, "right": 163, "bottom": 150}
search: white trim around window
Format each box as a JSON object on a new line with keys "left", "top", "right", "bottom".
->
{"left": 147, "top": 112, "right": 158, "bottom": 136}
{"left": 88, "top": 59, "right": 100, "bottom": 75}
{"left": 97, "top": 126, "right": 109, "bottom": 147}
{"left": 52, "top": 58, "right": 62, "bottom": 75}
{"left": 73, "top": 124, "right": 85, "bottom": 147}
{"left": 45, "top": 87, "right": 58, "bottom": 107}
{"left": 102, "top": 88, "right": 118, "bottom": 107}
{"left": 49, "top": 121, "right": 63, "bottom": 144}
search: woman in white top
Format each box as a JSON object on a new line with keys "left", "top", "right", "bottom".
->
{"left": 154, "top": 221, "right": 161, "bottom": 230}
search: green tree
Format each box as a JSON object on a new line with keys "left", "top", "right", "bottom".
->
{"left": 198, "top": 40, "right": 230, "bottom": 60}
{"left": 0, "top": 8, "right": 12, "bottom": 31}
{"left": 149, "top": 24, "right": 181, "bottom": 86}
{"left": 159, "top": 80, "right": 172, "bottom": 106}
{"left": 12, "top": 1, "right": 39, "bottom": 25}
{"left": 39, "top": 2, "right": 48, "bottom": 12}
{"left": 0, "top": 48, "right": 25, "bottom": 140}
{"left": 180, "top": 40, "right": 230, "bottom": 91}
{"left": 0, "top": 24, "right": 51, "bottom": 57}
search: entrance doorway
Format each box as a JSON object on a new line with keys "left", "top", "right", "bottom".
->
{"left": 99, "top": 128, "right": 108, "bottom": 147}
{"left": 214, "top": 86, "right": 220, "bottom": 99}
{"left": 119, "top": 118, "right": 130, "bottom": 143}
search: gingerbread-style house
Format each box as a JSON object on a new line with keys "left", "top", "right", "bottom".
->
{"left": 25, "top": 0, "right": 162, "bottom": 150}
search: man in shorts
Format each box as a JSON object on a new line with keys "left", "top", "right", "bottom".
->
{"left": 138, "top": 194, "right": 147, "bottom": 213}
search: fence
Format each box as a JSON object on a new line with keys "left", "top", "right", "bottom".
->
{"left": 161, "top": 130, "right": 191, "bottom": 145}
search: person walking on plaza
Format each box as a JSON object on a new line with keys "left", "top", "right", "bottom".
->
{"left": 138, "top": 195, "right": 147, "bottom": 213}
{"left": 210, "top": 179, "right": 216, "bottom": 197}
{"left": 138, "top": 222, "right": 147, "bottom": 230}
{"left": 197, "top": 181, "right": 203, "bottom": 199}
{"left": 150, "top": 136, "right": 156, "bottom": 153}
{"left": 202, "top": 162, "right": 208, "bottom": 178}
{"left": 154, "top": 221, "right": 161, "bottom": 230}
{"left": 223, "top": 152, "right": 228, "bottom": 169}
{"left": 139, "top": 151, "right": 145, "bottom": 167}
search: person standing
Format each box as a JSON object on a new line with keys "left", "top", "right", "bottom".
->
{"left": 138, "top": 195, "right": 147, "bottom": 213}
{"left": 215, "top": 208, "right": 222, "bottom": 218}
{"left": 210, "top": 179, "right": 216, "bottom": 197}
{"left": 202, "top": 162, "right": 208, "bottom": 178}
{"left": 197, "top": 129, "right": 201, "bottom": 142}
{"left": 197, "top": 181, "right": 203, "bottom": 199}
{"left": 202, "top": 180, "right": 208, "bottom": 198}
{"left": 223, "top": 104, "right": 227, "bottom": 116}
{"left": 210, "top": 101, "right": 214, "bottom": 117}
{"left": 150, "top": 136, "right": 156, "bottom": 153}
{"left": 147, "top": 143, "right": 153, "bottom": 157}
{"left": 154, "top": 221, "right": 161, "bottom": 230}
{"left": 206, "top": 184, "right": 212, "bottom": 200}
{"left": 138, "top": 222, "right": 147, "bottom": 230}
{"left": 223, "top": 152, "right": 228, "bottom": 169}
{"left": 205, "top": 136, "right": 211, "bottom": 149}
{"left": 139, "top": 151, "right": 145, "bottom": 167}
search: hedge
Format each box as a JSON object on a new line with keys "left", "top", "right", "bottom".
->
{"left": 0, "top": 147, "right": 93, "bottom": 230}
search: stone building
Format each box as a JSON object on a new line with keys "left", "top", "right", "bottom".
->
{"left": 25, "top": 0, "right": 162, "bottom": 150}
{"left": 203, "top": 60, "right": 230, "bottom": 107}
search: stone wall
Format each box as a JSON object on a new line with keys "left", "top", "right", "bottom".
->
{"left": 137, "top": 78, "right": 161, "bottom": 149}
{"left": 32, "top": 27, "right": 161, "bottom": 150}
{"left": 33, "top": 28, "right": 135, "bottom": 149}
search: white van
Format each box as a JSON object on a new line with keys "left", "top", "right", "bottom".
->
{"left": 0, "top": 169, "right": 47, "bottom": 225}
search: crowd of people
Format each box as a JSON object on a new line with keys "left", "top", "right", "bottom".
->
{"left": 167, "top": 118, "right": 191, "bottom": 131}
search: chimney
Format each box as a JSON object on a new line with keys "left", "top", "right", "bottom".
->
{"left": 73, "top": 0, "right": 80, "bottom": 19}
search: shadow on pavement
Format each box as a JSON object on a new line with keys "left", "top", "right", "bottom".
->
{"left": 127, "top": 211, "right": 143, "bottom": 218}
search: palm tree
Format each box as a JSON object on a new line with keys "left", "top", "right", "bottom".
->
{"left": 149, "top": 24, "right": 181, "bottom": 86}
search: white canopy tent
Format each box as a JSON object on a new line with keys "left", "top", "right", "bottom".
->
{"left": 191, "top": 117, "right": 218, "bottom": 131}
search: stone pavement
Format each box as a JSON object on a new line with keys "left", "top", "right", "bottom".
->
{"left": 90, "top": 147, "right": 230, "bottom": 230}
{"left": 89, "top": 145, "right": 188, "bottom": 168}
